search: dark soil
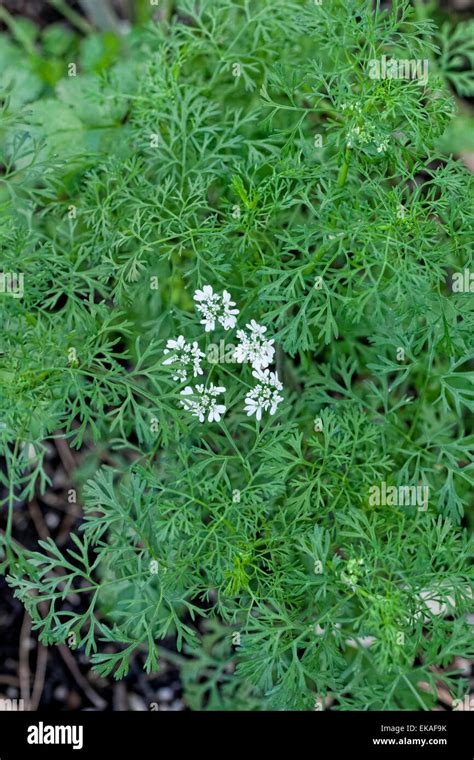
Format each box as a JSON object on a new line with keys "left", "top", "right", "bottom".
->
{"left": 1, "top": 0, "right": 74, "bottom": 27}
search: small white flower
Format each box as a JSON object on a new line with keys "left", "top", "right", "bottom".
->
{"left": 180, "top": 383, "right": 226, "bottom": 423}
{"left": 246, "top": 319, "right": 267, "bottom": 339}
{"left": 221, "top": 290, "right": 239, "bottom": 330}
{"left": 163, "top": 336, "right": 205, "bottom": 382}
{"left": 341, "top": 102, "right": 362, "bottom": 113}
{"left": 233, "top": 321, "right": 275, "bottom": 369}
{"left": 244, "top": 368, "right": 283, "bottom": 421}
{"left": 194, "top": 285, "right": 239, "bottom": 332}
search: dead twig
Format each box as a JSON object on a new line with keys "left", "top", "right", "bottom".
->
{"left": 18, "top": 612, "right": 31, "bottom": 710}
{"left": 57, "top": 644, "right": 107, "bottom": 711}
{"left": 30, "top": 643, "right": 48, "bottom": 710}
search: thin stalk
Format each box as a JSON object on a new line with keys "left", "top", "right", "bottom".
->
{"left": 337, "top": 146, "right": 352, "bottom": 188}
{"left": 46, "top": 0, "right": 94, "bottom": 35}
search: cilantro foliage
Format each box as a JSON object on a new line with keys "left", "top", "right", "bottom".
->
{"left": 0, "top": 0, "right": 473, "bottom": 710}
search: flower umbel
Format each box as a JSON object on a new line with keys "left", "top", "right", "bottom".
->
{"left": 166, "top": 290, "right": 283, "bottom": 423}
{"left": 180, "top": 383, "right": 227, "bottom": 423}
{"left": 244, "top": 368, "right": 283, "bottom": 421}
{"left": 163, "top": 335, "right": 205, "bottom": 382}
{"left": 233, "top": 319, "right": 275, "bottom": 369}
{"left": 194, "top": 285, "right": 239, "bottom": 332}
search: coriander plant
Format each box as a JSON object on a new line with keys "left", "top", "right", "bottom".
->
{"left": 0, "top": 0, "right": 473, "bottom": 711}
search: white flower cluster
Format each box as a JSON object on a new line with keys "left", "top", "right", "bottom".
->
{"left": 341, "top": 101, "right": 363, "bottom": 114}
{"left": 244, "top": 369, "right": 283, "bottom": 421}
{"left": 180, "top": 383, "right": 226, "bottom": 423}
{"left": 194, "top": 285, "right": 239, "bottom": 332}
{"left": 233, "top": 319, "right": 275, "bottom": 370}
{"left": 163, "top": 285, "right": 283, "bottom": 424}
{"left": 346, "top": 122, "right": 390, "bottom": 154}
{"left": 163, "top": 335, "right": 205, "bottom": 382}
{"left": 346, "top": 124, "right": 361, "bottom": 148}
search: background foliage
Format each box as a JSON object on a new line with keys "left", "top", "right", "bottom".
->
{"left": 0, "top": 0, "right": 473, "bottom": 710}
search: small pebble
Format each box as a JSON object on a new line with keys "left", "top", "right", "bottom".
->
{"left": 54, "top": 686, "right": 68, "bottom": 702}
{"left": 45, "top": 512, "right": 60, "bottom": 529}
{"left": 156, "top": 687, "right": 174, "bottom": 702}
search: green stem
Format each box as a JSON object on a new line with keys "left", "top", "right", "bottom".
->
{"left": 337, "top": 146, "right": 351, "bottom": 188}
{"left": 402, "top": 674, "right": 429, "bottom": 711}
{"left": 4, "top": 438, "right": 21, "bottom": 565}
{"left": 220, "top": 421, "right": 253, "bottom": 483}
